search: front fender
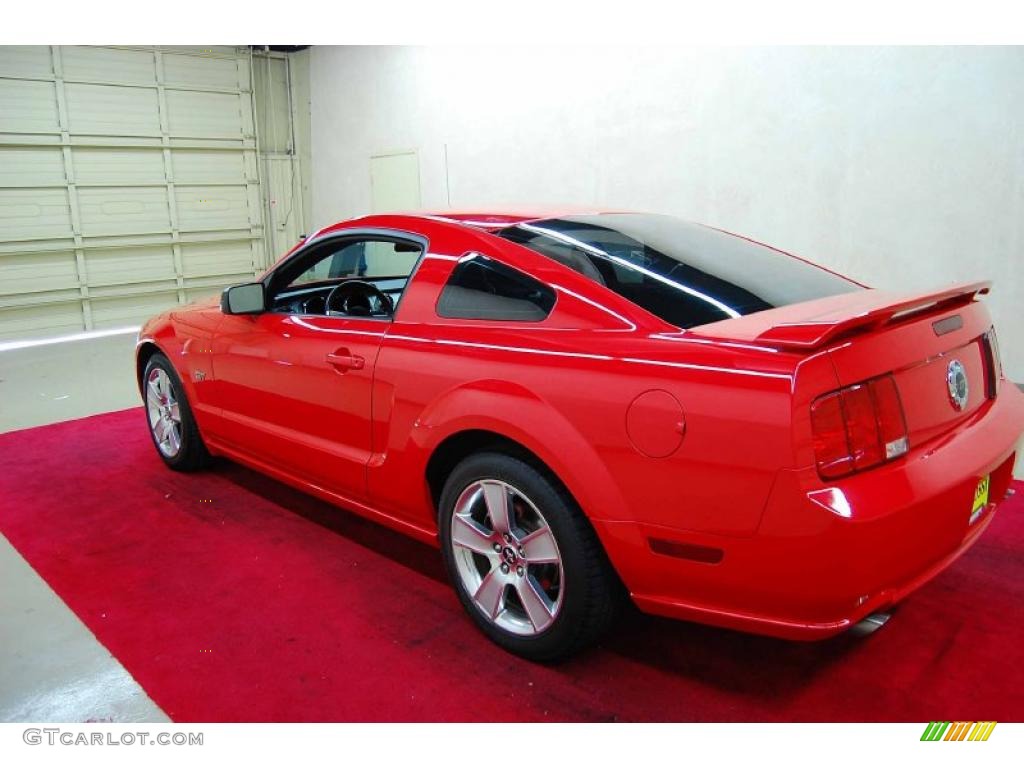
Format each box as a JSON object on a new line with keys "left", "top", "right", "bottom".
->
{"left": 136, "top": 310, "right": 220, "bottom": 437}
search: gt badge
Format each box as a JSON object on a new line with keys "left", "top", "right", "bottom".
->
{"left": 946, "top": 359, "right": 968, "bottom": 411}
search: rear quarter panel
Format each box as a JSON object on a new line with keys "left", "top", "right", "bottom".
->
{"left": 367, "top": 226, "right": 809, "bottom": 540}
{"left": 370, "top": 327, "right": 802, "bottom": 538}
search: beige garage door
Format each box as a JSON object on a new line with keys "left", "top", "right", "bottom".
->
{"left": 0, "top": 45, "right": 270, "bottom": 340}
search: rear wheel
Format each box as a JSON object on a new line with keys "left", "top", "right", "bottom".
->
{"left": 439, "top": 452, "right": 620, "bottom": 661}
{"left": 143, "top": 353, "right": 211, "bottom": 471}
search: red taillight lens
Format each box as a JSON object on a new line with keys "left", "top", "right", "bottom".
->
{"left": 869, "top": 374, "right": 909, "bottom": 460}
{"left": 811, "top": 391, "right": 852, "bottom": 479}
{"left": 810, "top": 374, "right": 908, "bottom": 480}
{"left": 842, "top": 383, "right": 884, "bottom": 470}
{"left": 990, "top": 327, "right": 1003, "bottom": 378}
{"left": 985, "top": 326, "right": 1003, "bottom": 396}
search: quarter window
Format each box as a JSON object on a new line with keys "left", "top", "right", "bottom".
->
{"left": 437, "top": 254, "right": 556, "bottom": 321}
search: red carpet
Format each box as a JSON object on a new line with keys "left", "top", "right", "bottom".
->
{"left": 1, "top": 408, "right": 1022, "bottom": 722}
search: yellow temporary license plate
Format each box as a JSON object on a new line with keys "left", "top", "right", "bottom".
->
{"left": 970, "top": 475, "right": 990, "bottom": 525}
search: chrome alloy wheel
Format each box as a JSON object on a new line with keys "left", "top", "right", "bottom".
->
{"left": 450, "top": 479, "right": 564, "bottom": 636}
{"left": 146, "top": 368, "right": 182, "bottom": 458}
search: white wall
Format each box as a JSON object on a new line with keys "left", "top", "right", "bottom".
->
{"left": 310, "top": 46, "right": 1024, "bottom": 380}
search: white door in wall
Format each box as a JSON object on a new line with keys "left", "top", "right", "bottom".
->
{"left": 370, "top": 151, "right": 421, "bottom": 213}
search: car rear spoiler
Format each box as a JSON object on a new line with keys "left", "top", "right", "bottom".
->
{"left": 690, "top": 281, "right": 992, "bottom": 351}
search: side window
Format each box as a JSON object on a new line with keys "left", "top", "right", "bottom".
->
{"left": 362, "top": 241, "right": 420, "bottom": 277}
{"left": 288, "top": 239, "right": 421, "bottom": 287}
{"left": 437, "top": 253, "right": 556, "bottom": 321}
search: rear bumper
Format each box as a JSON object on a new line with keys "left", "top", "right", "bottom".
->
{"left": 596, "top": 383, "right": 1024, "bottom": 640}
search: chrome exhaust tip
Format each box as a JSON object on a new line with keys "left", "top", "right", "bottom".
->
{"left": 851, "top": 612, "right": 892, "bottom": 637}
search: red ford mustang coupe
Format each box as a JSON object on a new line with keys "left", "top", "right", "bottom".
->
{"left": 137, "top": 210, "right": 1024, "bottom": 660}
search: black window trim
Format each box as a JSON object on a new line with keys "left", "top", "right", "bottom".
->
{"left": 263, "top": 227, "right": 429, "bottom": 321}
{"left": 435, "top": 251, "right": 558, "bottom": 323}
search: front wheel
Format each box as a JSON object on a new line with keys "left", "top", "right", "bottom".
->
{"left": 439, "top": 452, "right": 620, "bottom": 661}
{"left": 143, "top": 353, "right": 212, "bottom": 471}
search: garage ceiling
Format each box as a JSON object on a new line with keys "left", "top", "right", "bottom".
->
{"left": 0, "top": 46, "right": 281, "bottom": 340}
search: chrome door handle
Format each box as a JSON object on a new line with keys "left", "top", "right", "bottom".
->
{"left": 326, "top": 349, "right": 364, "bottom": 371}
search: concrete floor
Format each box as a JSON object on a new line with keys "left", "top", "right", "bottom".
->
{"left": 0, "top": 329, "right": 141, "bottom": 433}
{"left": 0, "top": 329, "right": 167, "bottom": 722}
{"left": 0, "top": 329, "right": 1021, "bottom": 723}
{"left": 0, "top": 536, "right": 168, "bottom": 722}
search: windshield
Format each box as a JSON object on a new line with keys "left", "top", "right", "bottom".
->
{"left": 497, "top": 213, "right": 861, "bottom": 329}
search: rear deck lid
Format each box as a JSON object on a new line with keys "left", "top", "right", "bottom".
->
{"left": 693, "top": 281, "right": 997, "bottom": 450}
{"left": 688, "top": 281, "right": 991, "bottom": 350}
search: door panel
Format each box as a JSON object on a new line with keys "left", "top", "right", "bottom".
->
{"left": 210, "top": 311, "right": 386, "bottom": 500}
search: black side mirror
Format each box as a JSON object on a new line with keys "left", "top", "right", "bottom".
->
{"left": 221, "top": 283, "right": 266, "bottom": 315}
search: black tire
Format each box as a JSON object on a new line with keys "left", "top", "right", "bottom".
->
{"left": 142, "top": 353, "right": 212, "bottom": 472}
{"left": 439, "top": 452, "right": 620, "bottom": 661}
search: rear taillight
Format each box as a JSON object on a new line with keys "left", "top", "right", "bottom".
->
{"left": 810, "top": 374, "right": 909, "bottom": 480}
{"left": 983, "top": 326, "right": 1003, "bottom": 397}
{"left": 990, "top": 328, "right": 1003, "bottom": 379}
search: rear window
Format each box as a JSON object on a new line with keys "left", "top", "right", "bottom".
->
{"left": 497, "top": 213, "right": 860, "bottom": 329}
{"left": 437, "top": 253, "right": 556, "bottom": 321}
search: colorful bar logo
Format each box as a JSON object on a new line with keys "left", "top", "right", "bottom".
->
{"left": 921, "top": 721, "right": 997, "bottom": 741}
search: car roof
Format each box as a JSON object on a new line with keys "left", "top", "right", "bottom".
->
{"left": 354, "top": 207, "right": 630, "bottom": 232}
